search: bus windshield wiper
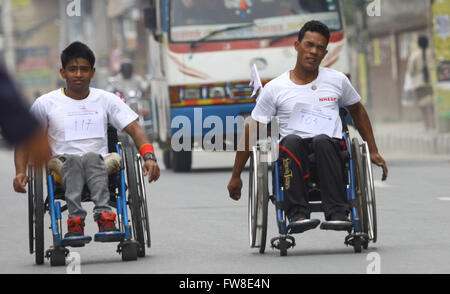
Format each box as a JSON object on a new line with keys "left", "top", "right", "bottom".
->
{"left": 190, "top": 22, "right": 255, "bottom": 49}
{"left": 269, "top": 31, "right": 298, "bottom": 46}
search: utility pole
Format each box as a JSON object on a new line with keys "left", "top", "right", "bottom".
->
{"left": 355, "top": 0, "right": 372, "bottom": 110}
{"left": 59, "top": 0, "right": 68, "bottom": 52}
{"left": 90, "top": 0, "right": 111, "bottom": 89}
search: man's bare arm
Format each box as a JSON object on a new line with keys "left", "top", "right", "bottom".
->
{"left": 13, "top": 143, "right": 30, "bottom": 193}
{"left": 228, "top": 119, "right": 266, "bottom": 200}
{"left": 347, "top": 102, "right": 388, "bottom": 181}
{"left": 123, "top": 120, "right": 160, "bottom": 182}
{"left": 13, "top": 127, "right": 51, "bottom": 193}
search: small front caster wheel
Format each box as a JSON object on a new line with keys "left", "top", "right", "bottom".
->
{"left": 353, "top": 236, "right": 362, "bottom": 253}
{"left": 121, "top": 242, "right": 138, "bottom": 261}
{"left": 279, "top": 239, "right": 288, "bottom": 256}
{"left": 48, "top": 247, "right": 67, "bottom": 266}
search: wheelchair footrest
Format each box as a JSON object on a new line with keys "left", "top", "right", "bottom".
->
{"left": 61, "top": 235, "right": 92, "bottom": 248}
{"left": 287, "top": 219, "right": 321, "bottom": 234}
{"left": 320, "top": 221, "right": 353, "bottom": 231}
{"left": 94, "top": 231, "right": 125, "bottom": 243}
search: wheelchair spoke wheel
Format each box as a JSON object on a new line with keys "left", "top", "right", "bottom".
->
{"left": 136, "top": 155, "right": 151, "bottom": 249}
{"left": 248, "top": 146, "right": 269, "bottom": 253}
{"left": 124, "top": 146, "right": 146, "bottom": 257}
{"left": 256, "top": 153, "right": 268, "bottom": 254}
{"left": 362, "top": 142, "right": 377, "bottom": 243}
{"left": 28, "top": 167, "right": 34, "bottom": 255}
{"left": 28, "top": 166, "right": 45, "bottom": 265}
{"left": 248, "top": 152, "right": 257, "bottom": 247}
{"left": 351, "top": 138, "right": 368, "bottom": 235}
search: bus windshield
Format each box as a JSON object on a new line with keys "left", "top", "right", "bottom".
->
{"left": 169, "top": 0, "right": 342, "bottom": 43}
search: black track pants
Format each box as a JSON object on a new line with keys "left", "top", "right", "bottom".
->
{"left": 278, "top": 134, "right": 349, "bottom": 221}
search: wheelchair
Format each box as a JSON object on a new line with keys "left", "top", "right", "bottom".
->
{"left": 248, "top": 107, "right": 377, "bottom": 256}
{"left": 27, "top": 126, "right": 151, "bottom": 266}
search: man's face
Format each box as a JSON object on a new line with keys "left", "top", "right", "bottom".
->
{"left": 121, "top": 63, "right": 133, "bottom": 79}
{"left": 60, "top": 58, "right": 95, "bottom": 92}
{"left": 294, "top": 31, "right": 328, "bottom": 72}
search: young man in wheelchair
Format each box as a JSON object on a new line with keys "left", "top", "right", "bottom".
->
{"left": 228, "top": 21, "right": 388, "bottom": 232}
{"left": 13, "top": 42, "right": 160, "bottom": 240}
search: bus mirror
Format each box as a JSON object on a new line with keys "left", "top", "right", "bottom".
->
{"left": 144, "top": 7, "right": 157, "bottom": 31}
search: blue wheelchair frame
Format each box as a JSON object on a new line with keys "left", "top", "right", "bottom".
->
{"left": 42, "top": 142, "right": 146, "bottom": 265}
{"left": 46, "top": 144, "right": 131, "bottom": 248}
{"left": 269, "top": 107, "right": 369, "bottom": 255}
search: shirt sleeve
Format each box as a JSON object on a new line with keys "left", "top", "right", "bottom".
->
{"left": 340, "top": 74, "right": 362, "bottom": 106}
{"left": 106, "top": 93, "right": 139, "bottom": 131}
{"left": 251, "top": 85, "right": 277, "bottom": 124}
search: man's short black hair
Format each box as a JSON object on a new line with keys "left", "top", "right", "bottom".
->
{"left": 298, "top": 20, "right": 330, "bottom": 45}
{"left": 61, "top": 41, "right": 96, "bottom": 68}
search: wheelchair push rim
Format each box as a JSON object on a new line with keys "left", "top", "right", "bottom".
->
{"left": 28, "top": 165, "right": 45, "bottom": 265}
{"left": 362, "top": 142, "right": 377, "bottom": 243}
{"left": 136, "top": 154, "right": 151, "bottom": 249}
{"left": 352, "top": 138, "right": 377, "bottom": 244}
{"left": 248, "top": 146, "right": 269, "bottom": 253}
{"left": 123, "top": 145, "right": 147, "bottom": 257}
{"left": 248, "top": 149, "right": 257, "bottom": 247}
{"left": 351, "top": 138, "right": 367, "bottom": 234}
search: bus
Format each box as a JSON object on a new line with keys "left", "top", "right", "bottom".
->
{"left": 145, "top": 0, "right": 349, "bottom": 171}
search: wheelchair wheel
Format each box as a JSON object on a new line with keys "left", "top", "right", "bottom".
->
{"left": 351, "top": 138, "right": 368, "bottom": 235}
{"left": 121, "top": 241, "right": 138, "bottom": 261}
{"left": 279, "top": 238, "right": 288, "bottom": 257}
{"left": 352, "top": 138, "right": 377, "bottom": 244}
{"left": 49, "top": 247, "right": 67, "bottom": 267}
{"left": 28, "top": 166, "right": 45, "bottom": 265}
{"left": 136, "top": 154, "right": 151, "bottom": 250}
{"left": 362, "top": 142, "right": 377, "bottom": 243}
{"left": 353, "top": 236, "right": 362, "bottom": 253}
{"left": 124, "top": 146, "right": 146, "bottom": 257}
{"left": 248, "top": 146, "right": 269, "bottom": 254}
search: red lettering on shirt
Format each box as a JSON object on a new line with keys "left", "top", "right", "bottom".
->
{"left": 319, "top": 97, "right": 337, "bottom": 102}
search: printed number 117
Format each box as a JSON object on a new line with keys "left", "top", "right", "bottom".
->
{"left": 74, "top": 119, "right": 93, "bottom": 131}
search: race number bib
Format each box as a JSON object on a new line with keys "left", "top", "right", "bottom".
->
{"left": 288, "top": 103, "right": 338, "bottom": 137}
{"left": 64, "top": 102, "right": 105, "bottom": 141}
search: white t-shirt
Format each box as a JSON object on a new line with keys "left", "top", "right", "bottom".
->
{"left": 31, "top": 88, "right": 139, "bottom": 157}
{"left": 251, "top": 67, "right": 361, "bottom": 140}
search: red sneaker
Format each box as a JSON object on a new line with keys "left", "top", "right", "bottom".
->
{"left": 65, "top": 217, "right": 85, "bottom": 238}
{"left": 96, "top": 212, "right": 119, "bottom": 233}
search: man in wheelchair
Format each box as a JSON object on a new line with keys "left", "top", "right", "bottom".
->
{"left": 13, "top": 42, "right": 160, "bottom": 240}
{"left": 228, "top": 21, "right": 388, "bottom": 233}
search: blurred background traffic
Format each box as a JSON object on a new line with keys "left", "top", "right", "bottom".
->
{"left": 0, "top": 0, "right": 449, "bottom": 159}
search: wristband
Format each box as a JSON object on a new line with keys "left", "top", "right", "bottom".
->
{"left": 139, "top": 143, "right": 155, "bottom": 158}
